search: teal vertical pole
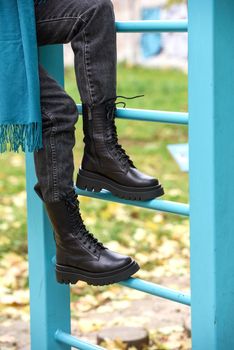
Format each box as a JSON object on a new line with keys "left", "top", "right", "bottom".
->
{"left": 189, "top": 1, "right": 234, "bottom": 349}
{"left": 26, "top": 45, "right": 71, "bottom": 350}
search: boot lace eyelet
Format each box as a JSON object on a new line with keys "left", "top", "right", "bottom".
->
{"left": 63, "top": 193, "right": 104, "bottom": 252}
{"left": 104, "top": 95, "right": 144, "bottom": 168}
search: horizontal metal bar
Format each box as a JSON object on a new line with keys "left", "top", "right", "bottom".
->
{"left": 115, "top": 20, "right": 188, "bottom": 33}
{"left": 119, "top": 277, "right": 191, "bottom": 306}
{"left": 75, "top": 188, "right": 189, "bottom": 217}
{"left": 116, "top": 108, "right": 188, "bottom": 125}
{"left": 52, "top": 258, "right": 190, "bottom": 306}
{"left": 55, "top": 330, "right": 105, "bottom": 350}
{"left": 77, "top": 104, "right": 188, "bottom": 125}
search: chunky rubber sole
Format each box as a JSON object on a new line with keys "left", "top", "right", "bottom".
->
{"left": 56, "top": 260, "right": 140, "bottom": 286}
{"left": 76, "top": 168, "right": 164, "bottom": 201}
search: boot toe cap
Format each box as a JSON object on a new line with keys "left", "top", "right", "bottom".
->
{"left": 100, "top": 249, "right": 133, "bottom": 271}
{"left": 128, "top": 167, "right": 159, "bottom": 187}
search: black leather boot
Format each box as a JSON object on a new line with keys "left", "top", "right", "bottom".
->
{"left": 34, "top": 183, "right": 140, "bottom": 285}
{"left": 76, "top": 97, "right": 164, "bottom": 201}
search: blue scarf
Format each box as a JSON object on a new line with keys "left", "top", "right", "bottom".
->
{"left": 0, "top": 0, "right": 43, "bottom": 153}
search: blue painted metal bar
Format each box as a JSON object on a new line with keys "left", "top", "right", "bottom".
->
{"left": 119, "top": 278, "right": 190, "bottom": 306}
{"left": 75, "top": 187, "right": 189, "bottom": 217}
{"left": 26, "top": 46, "right": 71, "bottom": 350}
{"left": 77, "top": 104, "right": 188, "bottom": 125}
{"left": 189, "top": 1, "right": 234, "bottom": 348}
{"left": 50, "top": 257, "right": 190, "bottom": 306}
{"left": 45, "top": 253, "right": 188, "bottom": 311}
{"left": 115, "top": 20, "right": 188, "bottom": 33}
{"left": 55, "top": 330, "right": 104, "bottom": 350}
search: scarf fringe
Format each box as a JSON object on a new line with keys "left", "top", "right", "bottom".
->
{"left": 0, "top": 122, "right": 43, "bottom": 153}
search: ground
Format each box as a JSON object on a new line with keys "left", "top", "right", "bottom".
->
{"left": 0, "top": 275, "right": 190, "bottom": 350}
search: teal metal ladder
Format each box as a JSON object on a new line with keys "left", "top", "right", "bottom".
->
{"left": 25, "top": 1, "right": 234, "bottom": 349}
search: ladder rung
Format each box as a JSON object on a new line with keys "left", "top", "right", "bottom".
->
{"left": 55, "top": 330, "right": 104, "bottom": 350}
{"left": 115, "top": 108, "right": 188, "bottom": 124}
{"left": 75, "top": 188, "right": 189, "bottom": 217}
{"left": 119, "top": 277, "right": 191, "bottom": 306}
{"left": 77, "top": 105, "right": 188, "bottom": 125}
{"left": 115, "top": 20, "right": 188, "bottom": 33}
{"left": 52, "top": 257, "right": 190, "bottom": 306}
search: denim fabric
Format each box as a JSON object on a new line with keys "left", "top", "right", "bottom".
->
{"left": 33, "top": 0, "right": 117, "bottom": 202}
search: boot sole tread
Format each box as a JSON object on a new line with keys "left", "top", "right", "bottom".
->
{"left": 76, "top": 169, "right": 164, "bottom": 201}
{"left": 56, "top": 260, "right": 140, "bottom": 286}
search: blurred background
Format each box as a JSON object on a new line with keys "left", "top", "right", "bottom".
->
{"left": 65, "top": 0, "right": 188, "bottom": 71}
{"left": 0, "top": 0, "right": 190, "bottom": 349}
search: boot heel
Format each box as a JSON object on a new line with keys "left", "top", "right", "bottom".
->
{"left": 56, "top": 269, "right": 79, "bottom": 285}
{"left": 76, "top": 172, "right": 102, "bottom": 192}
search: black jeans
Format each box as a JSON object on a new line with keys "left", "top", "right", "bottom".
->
{"left": 33, "top": 0, "right": 117, "bottom": 202}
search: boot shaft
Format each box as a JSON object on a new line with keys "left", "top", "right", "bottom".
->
{"left": 81, "top": 102, "right": 130, "bottom": 173}
{"left": 33, "top": 183, "right": 140, "bottom": 282}
{"left": 34, "top": 183, "right": 102, "bottom": 259}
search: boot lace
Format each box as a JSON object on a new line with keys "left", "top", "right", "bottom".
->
{"left": 104, "top": 94, "right": 144, "bottom": 168}
{"left": 62, "top": 191, "right": 104, "bottom": 253}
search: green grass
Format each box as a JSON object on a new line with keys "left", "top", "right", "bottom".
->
{"left": 0, "top": 63, "right": 189, "bottom": 275}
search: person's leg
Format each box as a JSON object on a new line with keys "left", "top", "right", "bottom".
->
{"left": 34, "top": 63, "right": 139, "bottom": 285}
{"left": 34, "top": 64, "right": 78, "bottom": 202}
{"left": 34, "top": 0, "right": 164, "bottom": 202}
{"left": 33, "top": 0, "right": 140, "bottom": 285}
{"left": 33, "top": 0, "right": 117, "bottom": 201}
{"left": 34, "top": 0, "right": 116, "bottom": 105}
